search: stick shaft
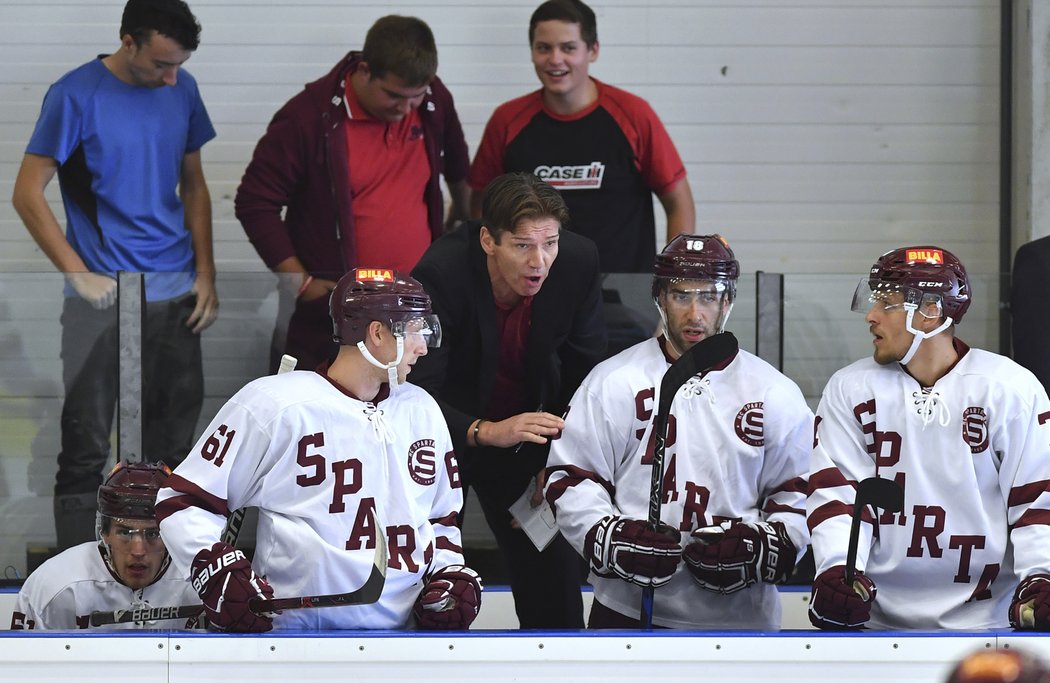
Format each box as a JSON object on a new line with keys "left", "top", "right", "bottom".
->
{"left": 640, "top": 332, "right": 738, "bottom": 628}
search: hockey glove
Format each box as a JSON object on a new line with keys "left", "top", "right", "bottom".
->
{"left": 413, "top": 564, "right": 483, "bottom": 630}
{"left": 584, "top": 516, "right": 682, "bottom": 588}
{"left": 191, "top": 542, "right": 275, "bottom": 633}
{"left": 1009, "top": 574, "right": 1050, "bottom": 630}
{"left": 683, "top": 520, "right": 797, "bottom": 594}
{"left": 809, "top": 565, "right": 877, "bottom": 630}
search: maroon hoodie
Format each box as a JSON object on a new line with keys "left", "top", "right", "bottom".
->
{"left": 235, "top": 51, "right": 469, "bottom": 279}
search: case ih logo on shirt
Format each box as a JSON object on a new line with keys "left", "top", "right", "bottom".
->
{"left": 962, "top": 407, "right": 989, "bottom": 454}
{"left": 905, "top": 249, "right": 944, "bottom": 264}
{"left": 407, "top": 438, "right": 438, "bottom": 486}
{"left": 734, "top": 402, "right": 764, "bottom": 447}
{"left": 533, "top": 162, "right": 605, "bottom": 190}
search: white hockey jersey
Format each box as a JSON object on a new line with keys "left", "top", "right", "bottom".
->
{"left": 546, "top": 337, "right": 813, "bottom": 629}
{"left": 10, "top": 541, "right": 199, "bottom": 630}
{"left": 157, "top": 369, "right": 465, "bottom": 630}
{"left": 809, "top": 342, "right": 1050, "bottom": 629}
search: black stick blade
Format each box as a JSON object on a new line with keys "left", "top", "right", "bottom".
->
{"left": 857, "top": 476, "right": 904, "bottom": 513}
{"left": 844, "top": 477, "right": 905, "bottom": 585}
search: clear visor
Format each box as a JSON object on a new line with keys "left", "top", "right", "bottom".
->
{"left": 391, "top": 314, "right": 442, "bottom": 348}
{"left": 105, "top": 520, "right": 165, "bottom": 550}
{"left": 663, "top": 281, "right": 731, "bottom": 308}
{"left": 850, "top": 280, "right": 943, "bottom": 318}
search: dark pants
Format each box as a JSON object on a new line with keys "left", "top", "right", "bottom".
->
{"left": 55, "top": 294, "right": 203, "bottom": 548}
{"left": 471, "top": 459, "right": 586, "bottom": 629}
{"left": 272, "top": 294, "right": 337, "bottom": 373}
{"left": 587, "top": 598, "right": 668, "bottom": 629}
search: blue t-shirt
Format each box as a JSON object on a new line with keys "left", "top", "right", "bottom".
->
{"left": 27, "top": 58, "right": 216, "bottom": 301}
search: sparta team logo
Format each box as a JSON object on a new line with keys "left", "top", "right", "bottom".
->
{"left": 962, "top": 407, "right": 989, "bottom": 454}
{"left": 734, "top": 402, "right": 764, "bottom": 447}
{"left": 407, "top": 439, "right": 438, "bottom": 486}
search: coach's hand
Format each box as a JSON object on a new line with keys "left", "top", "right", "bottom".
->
{"left": 187, "top": 272, "right": 219, "bottom": 333}
{"left": 809, "top": 565, "right": 876, "bottom": 630}
{"left": 191, "top": 542, "right": 274, "bottom": 632}
{"left": 414, "top": 564, "right": 483, "bottom": 630}
{"left": 683, "top": 520, "right": 797, "bottom": 594}
{"left": 585, "top": 516, "right": 682, "bottom": 588}
{"left": 67, "top": 272, "right": 117, "bottom": 310}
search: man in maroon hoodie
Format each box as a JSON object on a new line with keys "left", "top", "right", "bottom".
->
{"left": 236, "top": 15, "right": 470, "bottom": 371}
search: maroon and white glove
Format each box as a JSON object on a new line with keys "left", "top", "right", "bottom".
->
{"left": 584, "top": 516, "right": 682, "bottom": 588}
{"left": 809, "top": 565, "right": 877, "bottom": 630}
{"left": 413, "top": 564, "right": 483, "bottom": 630}
{"left": 191, "top": 542, "right": 275, "bottom": 633}
{"left": 683, "top": 520, "right": 797, "bottom": 594}
{"left": 1009, "top": 574, "right": 1050, "bottom": 630}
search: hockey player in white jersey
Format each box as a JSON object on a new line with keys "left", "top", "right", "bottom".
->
{"left": 808, "top": 246, "right": 1050, "bottom": 630}
{"left": 156, "top": 268, "right": 481, "bottom": 632}
{"left": 11, "top": 461, "right": 199, "bottom": 629}
{"left": 545, "top": 234, "right": 812, "bottom": 629}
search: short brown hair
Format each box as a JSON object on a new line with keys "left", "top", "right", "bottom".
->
{"left": 529, "top": 0, "right": 597, "bottom": 48}
{"left": 361, "top": 15, "right": 437, "bottom": 86}
{"left": 481, "top": 173, "right": 569, "bottom": 242}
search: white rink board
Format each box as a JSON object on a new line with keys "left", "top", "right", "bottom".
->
{"left": 0, "top": 586, "right": 817, "bottom": 631}
{"left": 0, "top": 631, "right": 1001, "bottom": 682}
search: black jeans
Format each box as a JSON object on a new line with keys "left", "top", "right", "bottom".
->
{"left": 55, "top": 294, "right": 203, "bottom": 546}
{"left": 471, "top": 457, "right": 587, "bottom": 629}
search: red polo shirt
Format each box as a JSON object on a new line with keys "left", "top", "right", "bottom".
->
{"left": 343, "top": 79, "right": 431, "bottom": 272}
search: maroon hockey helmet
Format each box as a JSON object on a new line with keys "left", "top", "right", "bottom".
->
{"left": 330, "top": 268, "right": 440, "bottom": 346}
{"left": 97, "top": 461, "right": 171, "bottom": 521}
{"left": 865, "top": 246, "right": 971, "bottom": 323}
{"left": 652, "top": 234, "right": 740, "bottom": 300}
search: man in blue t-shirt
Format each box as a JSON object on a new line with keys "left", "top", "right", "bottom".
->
{"left": 12, "top": 0, "right": 218, "bottom": 549}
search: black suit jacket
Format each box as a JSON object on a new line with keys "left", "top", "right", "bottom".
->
{"left": 410, "top": 221, "right": 607, "bottom": 483}
{"left": 1011, "top": 236, "right": 1050, "bottom": 394}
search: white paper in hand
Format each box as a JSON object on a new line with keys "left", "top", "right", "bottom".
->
{"left": 508, "top": 477, "right": 558, "bottom": 551}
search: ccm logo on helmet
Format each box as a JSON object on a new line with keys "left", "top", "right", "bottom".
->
{"left": 191, "top": 549, "right": 247, "bottom": 592}
{"left": 917, "top": 281, "right": 941, "bottom": 288}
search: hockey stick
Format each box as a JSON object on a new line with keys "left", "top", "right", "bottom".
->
{"left": 220, "top": 353, "right": 298, "bottom": 547}
{"left": 844, "top": 476, "right": 904, "bottom": 586}
{"left": 90, "top": 510, "right": 388, "bottom": 626}
{"left": 640, "top": 331, "right": 739, "bottom": 629}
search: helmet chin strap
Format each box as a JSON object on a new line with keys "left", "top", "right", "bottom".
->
{"left": 358, "top": 336, "right": 405, "bottom": 389}
{"left": 900, "top": 306, "right": 953, "bottom": 365}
